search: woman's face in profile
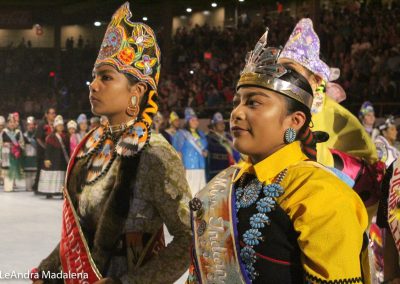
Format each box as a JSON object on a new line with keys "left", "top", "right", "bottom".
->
{"left": 230, "top": 86, "right": 292, "bottom": 162}
{"left": 89, "top": 65, "right": 132, "bottom": 117}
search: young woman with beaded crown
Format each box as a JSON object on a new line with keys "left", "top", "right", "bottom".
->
{"left": 32, "top": 3, "right": 191, "bottom": 284}
{"left": 187, "top": 29, "right": 369, "bottom": 283}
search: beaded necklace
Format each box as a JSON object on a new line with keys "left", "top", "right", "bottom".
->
{"left": 76, "top": 118, "right": 151, "bottom": 185}
{"left": 235, "top": 169, "right": 287, "bottom": 281}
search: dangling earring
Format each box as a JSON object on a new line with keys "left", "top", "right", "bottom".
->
{"left": 284, "top": 128, "right": 296, "bottom": 144}
{"left": 126, "top": 94, "right": 139, "bottom": 117}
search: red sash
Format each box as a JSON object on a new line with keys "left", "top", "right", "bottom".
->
{"left": 59, "top": 129, "right": 102, "bottom": 283}
{"left": 60, "top": 190, "right": 102, "bottom": 283}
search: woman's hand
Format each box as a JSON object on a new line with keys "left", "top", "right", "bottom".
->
{"left": 44, "top": 160, "right": 52, "bottom": 168}
{"left": 202, "top": 150, "right": 208, "bottom": 157}
{"left": 32, "top": 281, "right": 43, "bottom": 284}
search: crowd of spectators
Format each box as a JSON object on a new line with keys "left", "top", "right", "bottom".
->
{"left": 0, "top": 1, "right": 399, "bottom": 119}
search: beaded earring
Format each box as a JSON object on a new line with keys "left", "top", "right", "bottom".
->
{"left": 126, "top": 94, "right": 139, "bottom": 117}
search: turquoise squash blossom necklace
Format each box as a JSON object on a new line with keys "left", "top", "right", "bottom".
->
{"left": 235, "top": 169, "right": 287, "bottom": 280}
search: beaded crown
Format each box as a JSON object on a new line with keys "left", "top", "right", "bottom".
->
{"left": 279, "top": 18, "right": 330, "bottom": 82}
{"left": 95, "top": 2, "right": 161, "bottom": 92}
{"left": 95, "top": 2, "right": 159, "bottom": 127}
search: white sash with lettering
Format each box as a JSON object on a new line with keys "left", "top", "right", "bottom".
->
{"left": 191, "top": 167, "right": 250, "bottom": 284}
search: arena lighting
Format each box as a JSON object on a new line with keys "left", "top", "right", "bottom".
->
{"left": 211, "top": 2, "right": 217, "bottom": 7}
{"left": 86, "top": 81, "right": 91, "bottom": 86}
{"left": 189, "top": 70, "right": 194, "bottom": 75}
{"left": 142, "top": 16, "right": 148, "bottom": 21}
{"left": 203, "top": 10, "right": 210, "bottom": 15}
{"left": 186, "top": 8, "right": 192, "bottom": 13}
{"left": 239, "top": 0, "right": 245, "bottom": 2}
{"left": 94, "top": 21, "right": 101, "bottom": 27}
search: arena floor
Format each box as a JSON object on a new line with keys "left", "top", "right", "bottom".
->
{"left": 0, "top": 188, "right": 187, "bottom": 283}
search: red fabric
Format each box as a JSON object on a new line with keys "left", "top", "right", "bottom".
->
{"left": 60, "top": 193, "right": 102, "bottom": 283}
{"left": 11, "top": 144, "right": 21, "bottom": 158}
{"left": 330, "top": 149, "right": 385, "bottom": 207}
{"left": 29, "top": 268, "right": 40, "bottom": 281}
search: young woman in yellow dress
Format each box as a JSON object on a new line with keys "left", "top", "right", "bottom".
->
{"left": 187, "top": 29, "right": 369, "bottom": 283}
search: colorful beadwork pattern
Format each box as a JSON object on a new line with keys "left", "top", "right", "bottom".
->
{"left": 279, "top": 18, "right": 331, "bottom": 82}
{"left": 76, "top": 126, "right": 107, "bottom": 159}
{"left": 95, "top": 1, "right": 160, "bottom": 139}
{"left": 116, "top": 120, "right": 150, "bottom": 157}
{"left": 95, "top": 2, "right": 160, "bottom": 92}
{"left": 86, "top": 138, "right": 115, "bottom": 184}
{"left": 77, "top": 119, "right": 151, "bottom": 185}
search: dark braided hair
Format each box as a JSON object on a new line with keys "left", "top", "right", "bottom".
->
{"left": 279, "top": 65, "right": 328, "bottom": 160}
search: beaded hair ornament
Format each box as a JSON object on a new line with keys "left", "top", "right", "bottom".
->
{"left": 237, "top": 29, "right": 313, "bottom": 109}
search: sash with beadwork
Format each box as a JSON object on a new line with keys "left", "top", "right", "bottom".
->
{"left": 59, "top": 130, "right": 102, "bottom": 284}
{"left": 388, "top": 158, "right": 400, "bottom": 252}
{"left": 191, "top": 166, "right": 251, "bottom": 284}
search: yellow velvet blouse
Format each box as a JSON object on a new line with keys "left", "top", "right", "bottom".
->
{"left": 234, "top": 141, "right": 369, "bottom": 282}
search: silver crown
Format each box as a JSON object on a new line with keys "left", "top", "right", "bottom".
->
{"left": 238, "top": 29, "right": 313, "bottom": 108}
{"left": 241, "top": 29, "right": 287, "bottom": 78}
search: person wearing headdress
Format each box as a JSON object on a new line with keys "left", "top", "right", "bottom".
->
{"left": 206, "top": 112, "right": 240, "bottom": 181}
{"left": 359, "top": 101, "right": 379, "bottom": 141}
{"left": 173, "top": 107, "right": 208, "bottom": 195}
{"left": 76, "top": 113, "right": 89, "bottom": 143}
{"left": 278, "top": 18, "right": 378, "bottom": 166}
{"left": 187, "top": 29, "right": 369, "bottom": 284}
{"left": 33, "top": 107, "right": 56, "bottom": 194}
{"left": 278, "top": 19, "right": 385, "bottom": 282}
{"left": 32, "top": 3, "right": 191, "bottom": 284}
{"left": 375, "top": 116, "right": 400, "bottom": 169}
{"left": 0, "top": 114, "right": 25, "bottom": 192}
{"left": 37, "top": 115, "right": 69, "bottom": 198}
{"left": 277, "top": 19, "right": 385, "bottom": 226}
{"left": 67, "top": 120, "right": 79, "bottom": 154}
{"left": 23, "top": 116, "right": 37, "bottom": 191}
{"left": 90, "top": 116, "right": 101, "bottom": 130}
{"left": 161, "top": 111, "right": 180, "bottom": 144}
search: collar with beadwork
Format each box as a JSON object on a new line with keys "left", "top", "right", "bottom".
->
{"left": 233, "top": 141, "right": 307, "bottom": 184}
{"left": 108, "top": 118, "right": 137, "bottom": 134}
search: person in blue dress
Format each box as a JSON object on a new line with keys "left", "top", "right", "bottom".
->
{"left": 173, "top": 107, "right": 208, "bottom": 195}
